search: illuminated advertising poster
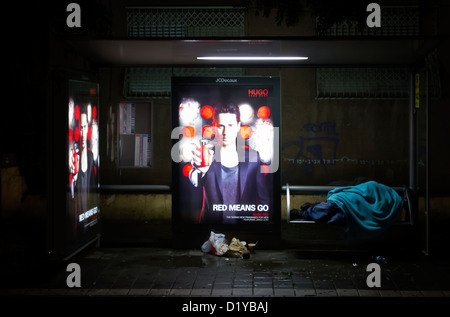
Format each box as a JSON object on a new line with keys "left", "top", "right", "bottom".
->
{"left": 67, "top": 80, "right": 100, "bottom": 253}
{"left": 172, "top": 77, "right": 280, "bottom": 234}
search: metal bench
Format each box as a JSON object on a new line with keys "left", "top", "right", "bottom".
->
{"left": 283, "top": 183, "right": 414, "bottom": 225}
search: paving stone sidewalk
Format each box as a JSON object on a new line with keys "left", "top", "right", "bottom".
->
{"left": 2, "top": 247, "right": 450, "bottom": 298}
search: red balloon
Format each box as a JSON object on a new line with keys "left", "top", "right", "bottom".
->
{"left": 74, "top": 105, "right": 80, "bottom": 120}
{"left": 200, "top": 105, "right": 214, "bottom": 119}
{"left": 183, "top": 164, "right": 193, "bottom": 177}
{"left": 257, "top": 106, "right": 270, "bottom": 119}
{"left": 183, "top": 126, "right": 195, "bottom": 138}
{"left": 239, "top": 125, "right": 252, "bottom": 139}
{"left": 202, "top": 126, "right": 214, "bottom": 139}
{"left": 74, "top": 128, "right": 80, "bottom": 142}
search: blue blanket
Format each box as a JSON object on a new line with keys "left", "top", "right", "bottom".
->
{"left": 327, "top": 181, "right": 403, "bottom": 243}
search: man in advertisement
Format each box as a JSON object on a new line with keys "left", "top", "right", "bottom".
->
{"left": 74, "top": 105, "right": 96, "bottom": 220}
{"left": 68, "top": 101, "right": 99, "bottom": 240}
{"left": 188, "top": 103, "right": 273, "bottom": 224}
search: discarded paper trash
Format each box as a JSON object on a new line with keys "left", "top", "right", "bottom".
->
{"left": 201, "top": 232, "right": 251, "bottom": 257}
{"left": 226, "top": 237, "right": 248, "bottom": 258}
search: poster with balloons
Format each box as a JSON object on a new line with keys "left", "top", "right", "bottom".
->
{"left": 66, "top": 80, "right": 100, "bottom": 253}
{"left": 171, "top": 77, "right": 280, "bottom": 232}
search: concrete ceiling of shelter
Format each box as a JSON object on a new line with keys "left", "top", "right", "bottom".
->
{"left": 68, "top": 37, "right": 440, "bottom": 67}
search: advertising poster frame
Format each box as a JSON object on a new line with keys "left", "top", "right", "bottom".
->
{"left": 171, "top": 76, "right": 281, "bottom": 247}
{"left": 65, "top": 79, "right": 101, "bottom": 257}
{"left": 47, "top": 72, "right": 101, "bottom": 260}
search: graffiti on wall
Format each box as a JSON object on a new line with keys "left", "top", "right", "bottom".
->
{"left": 282, "top": 121, "right": 339, "bottom": 177}
{"left": 282, "top": 121, "right": 407, "bottom": 179}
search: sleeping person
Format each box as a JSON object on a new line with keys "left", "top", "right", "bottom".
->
{"left": 289, "top": 181, "right": 403, "bottom": 243}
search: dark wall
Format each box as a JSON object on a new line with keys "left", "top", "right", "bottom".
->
{"left": 281, "top": 98, "right": 409, "bottom": 187}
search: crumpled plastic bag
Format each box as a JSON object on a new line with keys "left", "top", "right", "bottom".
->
{"left": 201, "top": 231, "right": 228, "bottom": 256}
